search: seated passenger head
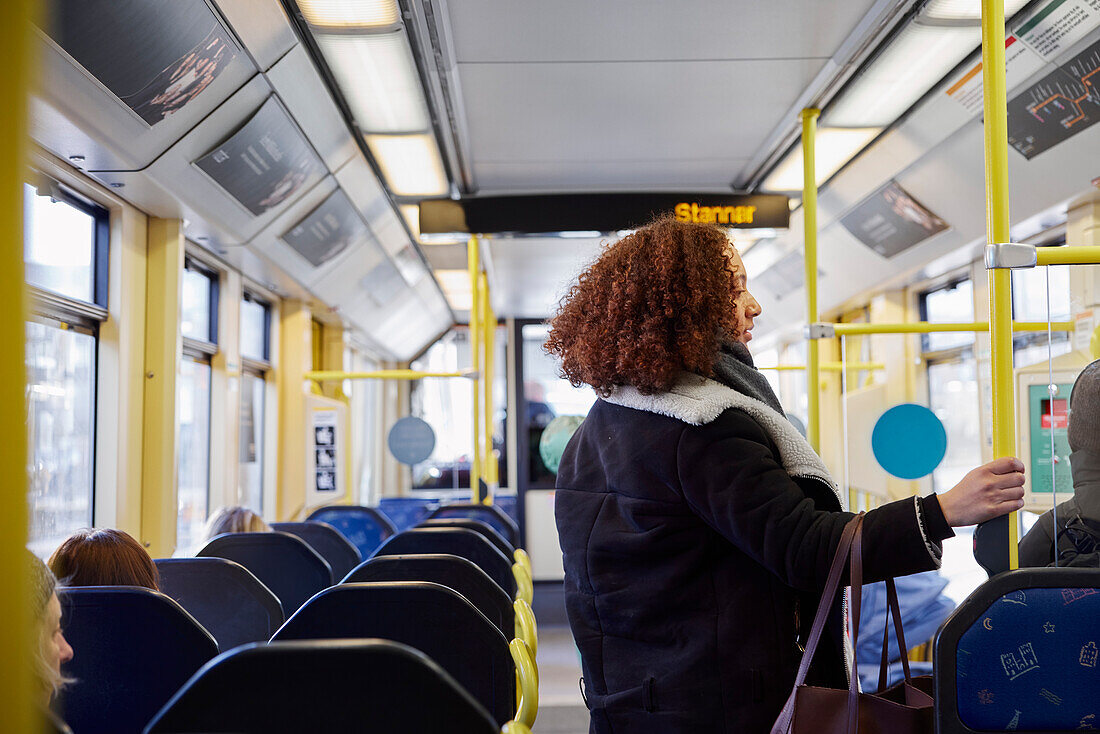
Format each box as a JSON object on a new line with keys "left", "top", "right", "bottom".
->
{"left": 28, "top": 551, "right": 73, "bottom": 704}
{"left": 546, "top": 216, "right": 761, "bottom": 396}
{"left": 48, "top": 528, "right": 160, "bottom": 590}
{"left": 203, "top": 506, "right": 270, "bottom": 541}
{"left": 1069, "top": 360, "right": 1100, "bottom": 454}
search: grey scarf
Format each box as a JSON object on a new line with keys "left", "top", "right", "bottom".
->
{"left": 711, "top": 340, "right": 786, "bottom": 416}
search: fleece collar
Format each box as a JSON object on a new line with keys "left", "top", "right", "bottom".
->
{"left": 603, "top": 373, "right": 845, "bottom": 509}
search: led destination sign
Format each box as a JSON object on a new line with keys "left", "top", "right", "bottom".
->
{"left": 419, "top": 193, "right": 789, "bottom": 235}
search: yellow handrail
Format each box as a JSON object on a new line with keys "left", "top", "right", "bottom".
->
{"left": 816, "top": 321, "right": 1074, "bottom": 337}
{"left": 514, "top": 598, "right": 539, "bottom": 658}
{"left": 513, "top": 562, "right": 533, "bottom": 606}
{"left": 801, "top": 108, "right": 821, "bottom": 453}
{"left": 510, "top": 639, "right": 539, "bottom": 728}
{"left": 305, "top": 369, "right": 475, "bottom": 381}
{"left": 1036, "top": 246, "right": 1100, "bottom": 266}
{"left": 2, "top": 0, "right": 34, "bottom": 728}
{"left": 981, "top": 0, "right": 1019, "bottom": 568}
{"left": 514, "top": 548, "right": 532, "bottom": 579}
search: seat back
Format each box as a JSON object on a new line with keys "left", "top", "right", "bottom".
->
{"left": 271, "top": 521, "right": 362, "bottom": 581}
{"left": 378, "top": 496, "right": 440, "bottom": 532}
{"left": 55, "top": 587, "right": 218, "bottom": 734}
{"left": 305, "top": 504, "right": 397, "bottom": 557}
{"left": 154, "top": 558, "right": 284, "bottom": 649}
{"left": 271, "top": 582, "right": 514, "bottom": 726}
{"left": 372, "top": 527, "right": 516, "bottom": 597}
{"left": 145, "top": 640, "right": 498, "bottom": 734}
{"left": 934, "top": 568, "right": 1100, "bottom": 732}
{"left": 429, "top": 503, "right": 520, "bottom": 547}
{"left": 419, "top": 517, "right": 515, "bottom": 556}
{"left": 343, "top": 554, "right": 512, "bottom": 637}
{"left": 197, "top": 532, "right": 332, "bottom": 614}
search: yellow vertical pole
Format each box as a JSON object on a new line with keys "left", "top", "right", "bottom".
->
{"left": 801, "top": 108, "right": 821, "bottom": 453}
{"left": 277, "top": 301, "right": 313, "bottom": 521}
{"left": 468, "top": 236, "right": 482, "bottom": 501}
{"left": 142, "top": 219, "right": 185, "bottom": 557}
{"left": 480, "top": 271, "right": 496, "bottom": 504}
{"left": 2, "top": 0, "right": 34, "bottom": 726}
{"left": 981, "top": 0, "right": 1019, "bottom": 569}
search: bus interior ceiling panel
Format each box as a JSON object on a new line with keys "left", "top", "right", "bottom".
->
{"left": 484, "top": 237, "right": 606, "bottom": 320}
{"left": 211, "top": 0, "right": 299, "bottom": 73}
{"left": 332, "top": 156, "right": 407, "bottom": 256}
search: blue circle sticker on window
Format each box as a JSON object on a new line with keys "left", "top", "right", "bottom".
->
{"left": 388, "top": 417, "right": 436, "bottom": 466}
{"left": 871, "top": 404, "right": 947, "bottom": 480}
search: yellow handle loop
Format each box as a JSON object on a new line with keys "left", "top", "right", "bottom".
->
{"left": 510, "top": 638, "right": 539, "bottom": 728}
{"left": 512, "top": 562, "right": 533, "bottom": 606}
{"left": 514, "top": 548, "right": 532, "bottom": 579}
{"left": 514, "top": 598, "right": 538, "bottom": 658}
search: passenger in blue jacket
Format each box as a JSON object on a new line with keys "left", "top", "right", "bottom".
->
{"left": 545, "top": 216, "right": 1027, "bottom": 733}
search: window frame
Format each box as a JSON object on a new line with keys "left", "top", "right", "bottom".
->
{"left": 240, "top": 290, "right": 273, "bottom": 368}
{"left": 182, "top": 255, "right": 220, "bottom": 351}
{"left": 918, "top": 277, "right": 975, "bottom": 357}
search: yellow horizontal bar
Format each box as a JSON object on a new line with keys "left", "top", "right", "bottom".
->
{"left": 1036, "top": 246, "right": 1100, "bottom": 266}
{"left": 827, "top": 321, "right": 1073, "bottom": 336}
{"left": 305, "top": 369, "right": 476, "bottom": 381}
{"left": 759, "top": 362, "right": 886, "bottom": 372}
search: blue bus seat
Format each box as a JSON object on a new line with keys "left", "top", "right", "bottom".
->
{"left": 197, "top": 532, "right": 332, "bottom": 614}
{"left": 429, "top": 502, "right": 520, "bottom": 548}
{"left": 55, "top": 587, "right": 218, "bottom": 734}
{"left": 305, "top": 504, "right": 397, "bottom": 558}
{"left": 145, "top": 640, "right": 497, "bottom": 734}
{"left": 343, "top": 554, "right": 512, "bottom": 637}
{"left": 271, "top": 521, "right": 362, "bottom": 581}
{"left": 934, "top": 568, "right": 1100, "bottom": 732}
{"left": 378, "top": 496, "right": 440, "bottom": 531}
{"left": 154, "top": 557, "right": 284, "bottom": 650}
{"left": 271, "top": 582, "right": 514, "bottom": 726}
{"left": 419, "top": 517, "right": 515, "bottom": 556}
{"left": 372, "top": 527, "right": 516, "bottom": 598}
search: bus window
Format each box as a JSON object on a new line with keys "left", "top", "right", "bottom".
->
{"left": 23, "top": 180, "right": 107, "bottom": 558}
{"left": 239, "top": 294, "right": 271, "bottom": 514}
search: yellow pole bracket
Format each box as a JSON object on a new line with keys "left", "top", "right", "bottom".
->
{"left": 305, "top": 369, "right": 476, "bottom": 381}
{"left": 514, "top": 598, "right": 539, "bottom": 658}
{"left": 510, "top": 639, "right": 539, "bottom": 728}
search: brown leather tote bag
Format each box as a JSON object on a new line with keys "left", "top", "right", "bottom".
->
{"left": 770, "top": 514, "right": 934, "bottom": 734}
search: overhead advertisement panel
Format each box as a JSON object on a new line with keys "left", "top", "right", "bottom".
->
{"left": 194, "top": 97, "right": 325, "bottom": 216}
{"left": 282, "top": 188, "right": 373, "bottom": 268}
{"left": 839, "top": 180, "right": 949, "bottom": 258}
{"left": 45, "top": 0, "right": 238, "bottom": 126}
{"left": 419, "top": 193, "right": 790, "bottom": 235}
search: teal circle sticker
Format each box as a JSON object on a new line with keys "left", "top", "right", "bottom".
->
{"left": 871, "top": 404, "right": 947, "bottom": 480}
{"left": 388, "top": 417, "right": 436, "bottom": 465}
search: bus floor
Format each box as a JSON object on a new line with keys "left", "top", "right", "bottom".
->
{"left": 534, "top": 624, "right": 589, "bottom": 732}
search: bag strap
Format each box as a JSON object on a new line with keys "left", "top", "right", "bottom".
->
{"left": 847, "top": 515, "right": 864, "bottom": 734}
{"left": 770, "top": 514, "right": 864, "bottom": 734}
{"left": 876, "top": 578, "right": 913, "bottom": 692}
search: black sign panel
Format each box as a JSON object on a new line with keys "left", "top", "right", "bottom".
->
{"left": 46, "top": 0, "right": 238, "bottom": 126}
{"left": 195, "top": 97, "right": 325, "bottom": 216}
{"left": 1007, "top": 37, "right": 1100, "bottom": 160}
{"left": 839, "top": 180, "right": 949, "bottom": 258}
{"left": 282, "top": 189, "right": 372, "bottom": 268}
{"left": 419, "top": 193, "right": 789, "bottom": 235}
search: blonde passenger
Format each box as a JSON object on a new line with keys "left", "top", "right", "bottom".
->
{"left": 202, "top": 506, "right": 270, "bottom": 543}
{"left": 29, "top": 552, "right": 74, "bottom": 706}
{"left": 49, "top": 528, "right": 160, "bottom": 591}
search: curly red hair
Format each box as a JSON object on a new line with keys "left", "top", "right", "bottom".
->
{"left": 545, "top": 216, "right": 740, "bottom": 396}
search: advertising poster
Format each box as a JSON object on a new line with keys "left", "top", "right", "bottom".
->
{"left": 282, "top": 189, "right": 372, "bottom": 268}
{"left": 195, "top": 97, "right": 324, "bottom": 216}
{"left": 840, "top": 180, "right": 949, "bottom": 258}
{"left": 312, "top": 409, "right": 338, "bottom": 494}
{"left": 1006, "top": 37, "right": 1100, "bottom": 159}
{"left": 46, "top": 0, "right": 238, "bottom": 126}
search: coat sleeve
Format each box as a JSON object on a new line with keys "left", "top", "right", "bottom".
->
{"left": 675, "top": 409, "right": 950, "bottom": 592}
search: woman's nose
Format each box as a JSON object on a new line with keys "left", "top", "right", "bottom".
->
{"left": 60, "top": 634, "right": 74, "bottom": 664}
{"left": 746, "top": 292, "right": 762, "bottom": 317}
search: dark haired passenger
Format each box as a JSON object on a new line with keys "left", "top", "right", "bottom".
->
{"left": 547, "top": 216, "right": 1027, "bottom": 732}
{"left": 48, "top": 528, "right": 160, "bottom": 590}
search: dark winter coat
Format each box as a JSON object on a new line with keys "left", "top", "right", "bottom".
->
{"left": 555, "top": 374, "right": 953, "bottom": 733}
{"left": 1019, "top": 449, "right": 1100, "bottom": 567}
